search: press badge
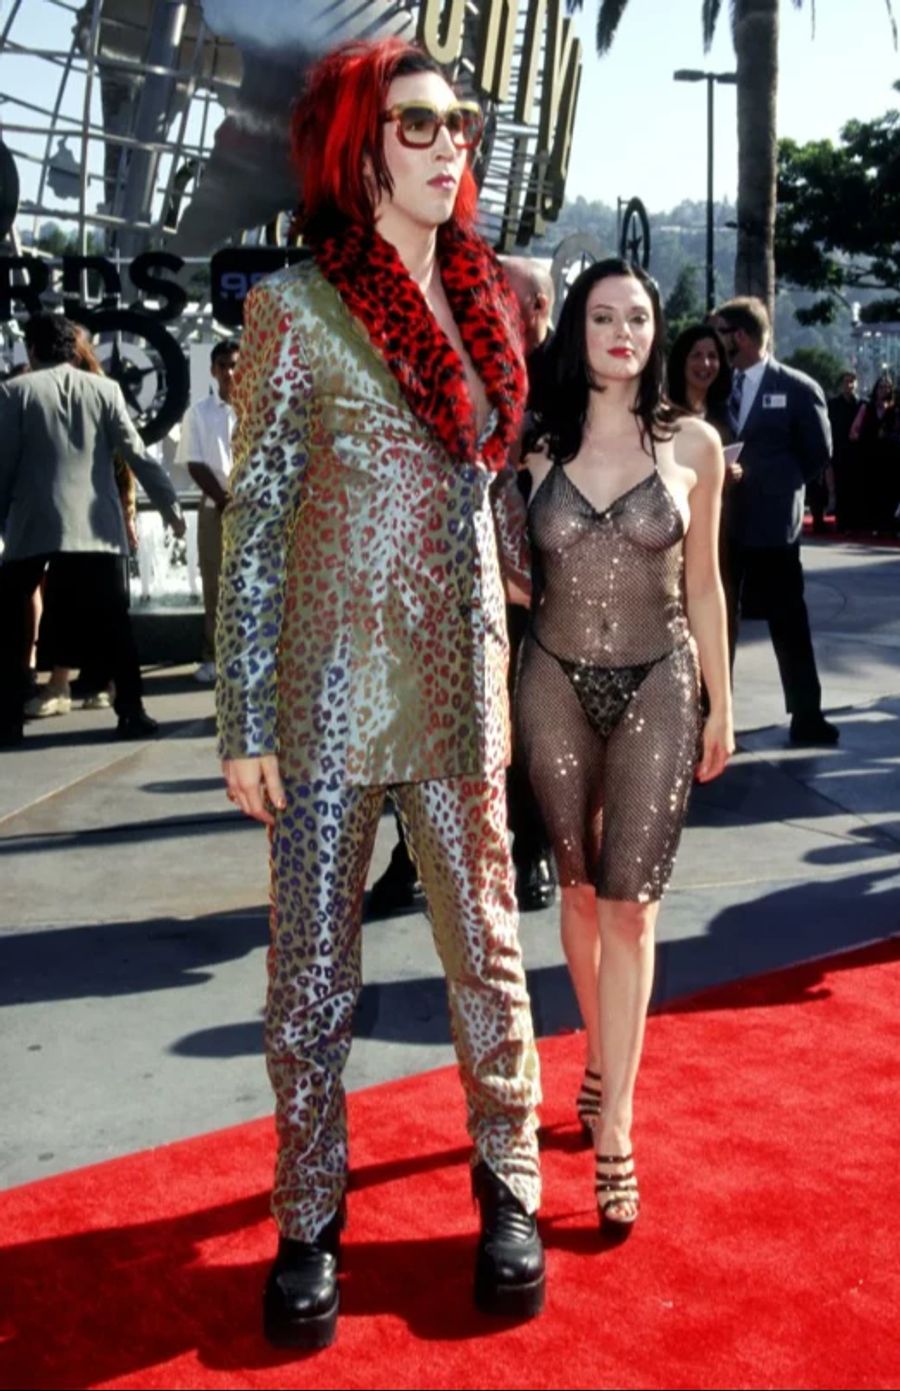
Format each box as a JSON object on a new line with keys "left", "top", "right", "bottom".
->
{"left": 762, "top": 393, "right": 787, "bottom": 409}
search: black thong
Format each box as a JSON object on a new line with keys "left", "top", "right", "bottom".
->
{"left": 530, "top": 632, "right": 667, "bottom": 739}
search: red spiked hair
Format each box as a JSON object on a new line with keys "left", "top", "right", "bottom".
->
{"left": 291, "top": 37, "right": 479, "bottom": 240}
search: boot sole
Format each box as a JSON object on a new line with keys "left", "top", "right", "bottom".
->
{"left": 474, "top": 1270, "right": 545, "bottom": 1319}
{"left": 263, "top": 1291, "right": 338, "bottom": 1350}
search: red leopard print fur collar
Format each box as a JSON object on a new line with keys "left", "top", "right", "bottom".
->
{"left": 311, "top": 221, "right": 526, "bottom": 472}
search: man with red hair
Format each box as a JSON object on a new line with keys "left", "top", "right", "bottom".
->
{"left": 217, "top": 38, "right": 544, "bottom": 1348}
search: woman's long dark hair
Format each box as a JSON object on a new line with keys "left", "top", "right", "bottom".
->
{"left": 667, "top": 323, "right": 731, "bottom": 417}
{"left": 859, "top": 373, "right": 897, "bottom": 440}
{"left": 529, "top": 257, "right": 674, "bottom": 465}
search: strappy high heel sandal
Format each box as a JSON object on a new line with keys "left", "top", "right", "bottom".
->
{"left": 575, "top": 1068, "right": 603, "bottom": 1140}
{"left": 595, "top": 1152, "right": 640, "bottom": 1237}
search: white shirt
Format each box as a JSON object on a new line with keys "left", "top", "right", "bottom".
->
{"left": 735, "top": 355, "right": 769, "bottom": 434}
{"left": 176, "top": 392, "right": 236, "bottom": 508}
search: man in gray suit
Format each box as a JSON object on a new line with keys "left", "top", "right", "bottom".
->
{"left": 0, "top": 313, "right": 185, "bottom": 746}
{"left": 712, "top": 296, "right": 838, "bottom": 746}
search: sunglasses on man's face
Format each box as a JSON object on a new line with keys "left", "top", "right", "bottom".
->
{"left": 381, "top": 101, "right": 484, "bottom": 150}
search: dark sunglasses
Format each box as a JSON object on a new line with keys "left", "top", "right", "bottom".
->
{"left": 381, "top": 100, "right": 483, "bottom": 150}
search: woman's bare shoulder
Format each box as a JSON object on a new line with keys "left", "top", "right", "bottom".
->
{"left": 674, "top": 414, "right": 721, "bottom": 450}
{"left": 672, "top": 415, "right": 723, "bottom": 480}
{"left": 521, "top": 439, "right": 554, "bottom": 495}
{"left": 525, "top": 439, "right": 553, "bottom": 478}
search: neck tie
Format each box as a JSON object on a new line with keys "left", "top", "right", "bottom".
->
{"left": 727, "top": 369, "right": 745, "bottom": 433}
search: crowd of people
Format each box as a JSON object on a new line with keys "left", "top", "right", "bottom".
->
{"left": 842, "top": 370, "right": 900, "bottom": 535}
{"left": 0, "top": 29, "right": 877, "bottom": 1355}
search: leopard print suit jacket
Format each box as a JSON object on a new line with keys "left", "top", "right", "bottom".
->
{"left": 216, "top": 261, "right": 529, "bottom": 785}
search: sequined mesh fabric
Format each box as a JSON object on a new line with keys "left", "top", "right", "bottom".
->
{"left": 516, "top": 462, "right": 701, "bottom": 903}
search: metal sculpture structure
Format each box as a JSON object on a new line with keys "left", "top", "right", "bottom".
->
{"left": 0, "top": 0, "right": 582, "bottom": 259}
{"left": 0, "top": 1, "right": 584, "bottom": 440}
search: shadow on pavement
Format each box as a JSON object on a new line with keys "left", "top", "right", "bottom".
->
{"left": 163, "top": 856, "right": 898, "bottom": 1058}
{"left": 0, "top": 810, "right": 253, "bottom": 855}
{"left": 0, "top": 907, "right": 269, "bottom": 1007}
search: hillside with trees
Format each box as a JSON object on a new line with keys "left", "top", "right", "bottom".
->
{"left": 530, "top": 194, "right": 859, "bottom": 364}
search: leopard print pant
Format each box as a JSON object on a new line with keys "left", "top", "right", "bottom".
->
{"left": 266, "top": 762, "right": 542, "bottom": 1240}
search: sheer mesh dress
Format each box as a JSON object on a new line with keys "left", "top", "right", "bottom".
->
{"left": 516, "top": 457, "right": 701, "bottom": 903}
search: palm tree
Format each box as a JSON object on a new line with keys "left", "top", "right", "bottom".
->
{"left": 568, "top": 1, "right": 897, "bottom": 322}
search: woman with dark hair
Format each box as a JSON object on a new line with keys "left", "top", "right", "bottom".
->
{"left": 667, "top": 322, "right": 731, "bottom": 436}
{"left": 217, "top": 37, "right": 544, "bottom": 1348}
{"left": 849, "top": 372, "right": 900, "bottom": 533}
{"left": 517, "top": 258, "right": 733, "bottom": 1236}
{"left": 667, "top": 324, "right": 744, "bottom": 626}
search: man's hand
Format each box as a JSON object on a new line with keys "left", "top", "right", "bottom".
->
{"left": 168, "top": 509, "right": 187, "bottom": 540}
{"left": 222, "top": 754, "right": 286, "bottom": 826}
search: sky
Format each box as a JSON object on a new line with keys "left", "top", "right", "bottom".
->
{"left": 564, "top": 0, "right": 900, "bottom": 211}
{"left": 1, "top": 0, "right": 899, "bottom": 222}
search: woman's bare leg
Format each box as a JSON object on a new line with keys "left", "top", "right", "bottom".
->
{"left": 595, "top": 896, "right": 659, "bottom": 1220}
{"left": 560, "top": 883, "right": 603, "bottom": 1073}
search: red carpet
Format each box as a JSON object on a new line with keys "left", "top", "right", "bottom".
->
{"left": 2, "top": 940, "right": 899, "bottom": 1391}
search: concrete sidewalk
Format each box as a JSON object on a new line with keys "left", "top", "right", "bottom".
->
{"left": 1, "top": 536, "right": 898, "bottom": 1189}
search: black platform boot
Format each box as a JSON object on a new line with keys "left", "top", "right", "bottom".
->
{"left": 472, "top": 1162, "right": 545, "bottom": 1319}
{"left": 263, "top": 1205, "right": 344, "bottom": 1350}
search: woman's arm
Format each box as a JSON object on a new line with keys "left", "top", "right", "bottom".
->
{"left": 217, "top": 279, "right": 313, "bottom": 823}
{"left": 677, "top": 418, "right": 734, "bottom": 783}
{"left": 848, "top": 402, "right": 867, "bottom": 442}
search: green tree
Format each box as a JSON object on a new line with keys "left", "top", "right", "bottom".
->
{"left": 664, "top": 263, "right": 704, "bottom": 346}
{"left": 783, "top": 345, "right": 846, "bottom": 393}
{"left": 567, "top": 1, "right": 897, "bottom": 324}
{"left": 35, "top": 224, "right": 69, "bottom": 256}
{"left": 36, "top": 223, "right": 106, "bottom": 257}
{"left": 777, "top": 100, "right": 900, "bottom": 324}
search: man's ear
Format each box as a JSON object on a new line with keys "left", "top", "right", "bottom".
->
{"left": 362, "top": 155, "right": 381, "bottom": 211}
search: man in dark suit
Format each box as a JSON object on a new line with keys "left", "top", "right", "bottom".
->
{"left": 711, "top": 296, "right": 838, "bottom": 746}
{"left": 827, "top": 369, "right": 862, "bottom": 532}
{"left": 500, "top": 255, "right": 557, "bottom": 910}
{"left": 0, "top": 313, "right": 185, "bottom": 746}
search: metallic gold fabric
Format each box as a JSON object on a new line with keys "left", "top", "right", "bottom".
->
{"left": 216, "top": 259, "right": 541, "bottom": 1242}
{"left": 217, "top": 262, "right": 515, "bottom": 786}
{"left": 268, "top": 763, "right": 541, "bottom": 1239}
{"left": 490, "top": 465, "right": 532, "bottom": 600}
